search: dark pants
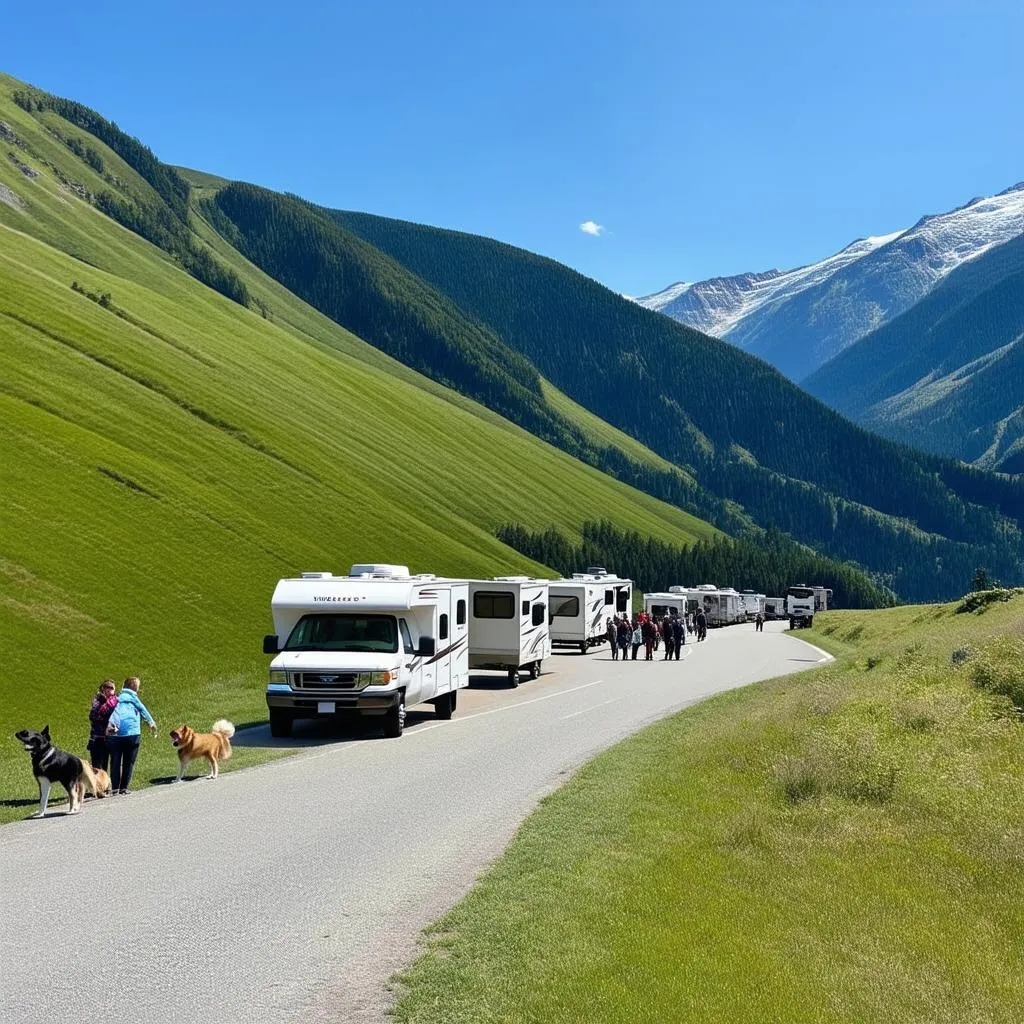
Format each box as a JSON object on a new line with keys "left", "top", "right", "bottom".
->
{"left": 88, "top": 736, "right": 110, "bottom": 773}
{"left": 631, "top": 643, "right": 640, "bottom": 660}
{"left": 674, "top": 639, "right": 682, "bottom": 660}
{"left": 108, "top": 735, "right": 141, "bottom": 792}
{"left": 644, "top": 640, "right": 654, "bottom": 660}
{"left": 610, "top": 639, "right": 618, "bottom": 660}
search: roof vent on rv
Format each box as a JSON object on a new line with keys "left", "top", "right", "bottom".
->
{"left": 349, "top": 564, "right": 410, "bottom": 579}
{"left": 586, "top": 566, "right": 608, "bottom": 575}
{"left": 494, "top": 575, "right": 531, "bottom": 583}
{"left": 301, "top": 572, "right": 333, "bottom": 579}
{"left": 668, "top": 586, "right": 686, "bottom": 593}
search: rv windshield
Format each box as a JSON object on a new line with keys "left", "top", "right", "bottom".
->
{"left": 787, "top": 587, "right": 815, "bottom": 599}
{"left": 283, "top": 614, "right": 399, "bottom": 653}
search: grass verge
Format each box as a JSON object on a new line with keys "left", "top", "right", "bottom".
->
{"left": 391, "top": 599, "right": 1024, "bottom": 1023}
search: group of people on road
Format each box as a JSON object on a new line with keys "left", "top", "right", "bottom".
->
{"left": 606, "top": 606, "right": 709, "bottom": 663}
{"left": 87, "top": 676, "right": 158, "bottom": 794}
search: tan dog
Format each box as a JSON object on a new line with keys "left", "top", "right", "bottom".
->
{"left": 169, "top": 720, "right": 235, "bottom": 781}
{"left": 83, "top": 764, "right": 112, "bottom": 798}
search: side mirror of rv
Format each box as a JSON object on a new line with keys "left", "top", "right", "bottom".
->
{"left": 263, "top": 634, "right": 280, "bottom": 655}
{"left": 417, "top": 637, "right": 436, "bottom": 657}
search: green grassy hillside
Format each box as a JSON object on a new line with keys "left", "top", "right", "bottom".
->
{"left": 0, "top": 73, "right": 716, "bottom": 817}
{"left": 393, "top": 596, "right": 1024, "bottom": 1023}
{"left": 329, "top": 210, "right": 1024, "bottom": 601}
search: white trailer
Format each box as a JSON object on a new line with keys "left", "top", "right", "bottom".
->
{"left": 811, "top": 585, "right": 833, "bottom": 612}
{"left": 643, "top": 587, "right": 687, "bottom": 620}
{"left": 738, "top": 590, "right": 766, "bottom": 621}
{"left": 468, "top": 577, "right": 551, "bottom": 687}
{"left": 549, "top": 569, "right": 632, "bottom": 653}
{"left": 263, "top": 564, "right": 468, "bottom": 738}
{"left": 689, "top": 585, "right": 744, "bottom": 627}
{"left": 764, "top": 597, "right": 786, "bottom": 620}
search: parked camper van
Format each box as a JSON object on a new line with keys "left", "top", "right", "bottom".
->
{"left": 549, "top": 569, "right": 632, "bottom": 653}
{"left": 811, "top": 585, "right": 833, "bottom": 612}
{"left": 468, "top": 577, "right": 551, "bottom": 687}
{"left": 263, "top": 564, "right": 468, "bottom": 738}
{"left": 786, "top": 584, "right": 816, "bottom": 629}
{"left": 764, "top": 597, "right": 786, "bottom": 620}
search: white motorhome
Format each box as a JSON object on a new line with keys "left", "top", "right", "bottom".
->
{"left": 549, "top": 569, "right": 632, "bottom": 653}
{"left": 811, "top": 585, "right": 833, "bottom": 612}
{"left": 739, "top": 590, "right": 766, "bottom": 621}
{"left": 468, "top": 577, "right": 551, "bottom": 687}
{"left": 786, "top": 584, "right": 816, "bottom": 629}
{"left": 263, "top": 564, "right": 468, "bottom": 738}
{"left": 764, "top": 597, "right": 786, "bottom": 620}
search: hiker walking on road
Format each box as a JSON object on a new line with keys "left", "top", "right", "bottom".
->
{"left": 660, "top": 615, "right": 673, "bottom": 660}
{"left": 616, "top": 618, "right": 631, "bottom": 661}
{"left": 631, "top": 617, "right": 643, "bottom": 661}
{"left": 642, "top": 616, "right": 656, "bottom": 661}
{"left": 755, "top": 611, "right": 764, "bottom": 633}
{"left": 696, "top": 607, "right": 708, "bottom": 642}
{"left": 607, "top": 617, "right": 618, "bottom": 659}
{"left": 671, "top": 613, "right": 685, "bottom": 660}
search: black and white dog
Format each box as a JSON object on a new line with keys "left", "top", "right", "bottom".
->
{"left": 15, "top": 726, "right": 90, "bottom": 817}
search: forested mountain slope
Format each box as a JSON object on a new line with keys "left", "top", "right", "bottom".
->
{"left": 805, "top": 232, "right": 1024, "bottom": 473}
{"left": 327, "top": 210, "right": 1024, "bottom": 600}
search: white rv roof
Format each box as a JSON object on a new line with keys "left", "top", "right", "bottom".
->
{"left": 558, "top": 574, "right": 630, "bottom": 584}
{"left": 272, "top": 573, "right": 461, "bottom": 612}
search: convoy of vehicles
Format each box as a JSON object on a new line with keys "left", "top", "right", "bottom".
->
{"left": 263, "top": 563, "right": 831, "bottom": 737}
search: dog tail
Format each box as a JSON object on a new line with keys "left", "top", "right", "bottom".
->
{"left": 211, "top": 719, "right": 235, "bottom": 739}
{"left": 77, "top": 759, "right": 100, "bottom": 798}
{"left": 212, "top": 719, "right": 235, "bottom": 759}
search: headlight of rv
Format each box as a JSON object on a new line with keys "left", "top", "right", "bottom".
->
{"left": 358, "top": 671, "right": 393, "bottom": 687}
{"left": 269, "top": 670, "right": 288, "bottom": 684}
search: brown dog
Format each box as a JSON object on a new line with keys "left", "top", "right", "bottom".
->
{"left": 169, "top": 720, "right": 235, "bottom": 781}
{"left": 84, "top": 765, "right": 112, "bottom": 798}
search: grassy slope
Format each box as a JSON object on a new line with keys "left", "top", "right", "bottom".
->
{"left": 393, "top": 600, "right": 1024, "bottom": 1023}
{"left": 0, "top": 79, "right": 714, "bottom": 820}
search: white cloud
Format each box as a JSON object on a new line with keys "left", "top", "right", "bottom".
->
{"left": 579, "top": 220, "right": 604, "bottom": 237}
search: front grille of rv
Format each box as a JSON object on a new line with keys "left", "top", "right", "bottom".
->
{"left": 295, "top": 672, "right": 359, "bottom": 689}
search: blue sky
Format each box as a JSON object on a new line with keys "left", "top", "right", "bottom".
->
{"left": 6, "top": 0, "right": 1024, "bottom": 295}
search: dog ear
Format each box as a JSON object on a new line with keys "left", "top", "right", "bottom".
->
{"left": 41, "top": 725, "right": 50, "bottom": 737}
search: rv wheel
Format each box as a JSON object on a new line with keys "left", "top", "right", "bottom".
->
{"left": 530, "top": 660, "right": 541, "bottom": 680}
{"left": 384, "top": 698, "right": 406, "bottom": 738}
{"left": 579, "top": 642, "right": 588, "bottom": 655}
{"left": 435, "top": 691, "right": 455, "bottom": 720}
{"left": 508, "top": 669, "right": 520, "bottom": 688}
{"left": 269, "top": 710, "right": 292, "bottom": 739}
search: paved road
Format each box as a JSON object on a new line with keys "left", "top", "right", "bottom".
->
{"left": 1, "top": 622, "right": 828, "bottom": 1023}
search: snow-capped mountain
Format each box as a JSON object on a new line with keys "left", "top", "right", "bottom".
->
{"left": 639, "top": 183, "right": 1024, "bottom": 381}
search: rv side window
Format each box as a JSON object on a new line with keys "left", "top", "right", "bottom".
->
{"left": 532, "top": 603, "right": 546, "bottom": 627}
{"left": 439, "top": 613, "right": 449, "bottom": 641}
{"left": 473, "top": 591, "right": 515, "bottom": 619}
{"left": 550, "top": 595, "right": 579, "bottom": 617}
{"left": 616, "top": 589, "right": 629, "bottom": 613}
{"left": 399, "top": 618, "right": 414, "bottom": 654}
{"left": 456, "top": 599, "right": 466, "bottom": 625}
{"left": 522, "top": 600, "right": 530, "bottom": 617}
{"left": 605, "top": 589, "right": 613, "bottom": 605}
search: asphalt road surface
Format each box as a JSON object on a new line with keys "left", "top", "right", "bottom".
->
{"left": 1, "top": 622, "right": 829, "bottom": 1023}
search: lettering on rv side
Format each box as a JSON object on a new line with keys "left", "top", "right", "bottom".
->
{"left": 313, "top": 595, "right": 367, "bottom": 603}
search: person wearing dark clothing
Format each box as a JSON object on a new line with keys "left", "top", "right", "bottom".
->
{"left": 87, "top": 678, "right": 118, "bottom": 772}
{"left": 755, "top": 611, "right": 765, "bottom": 633}
{"left": 616, "top": 619, "right": 631, "bottom": 661}
{"left": 696, "top": 608, "right": 708, "bottom": 642}
{"left": 642, "top": 617, "right": 656, "bottom": 661}
{"left": 606, "top": 618, "right": 618, "bottom": 659}
{"left": 671, "top": 614, "right": 685, "bottom": 660}
{"left": 660, "top": 616, "right": 673, "bottom": 660}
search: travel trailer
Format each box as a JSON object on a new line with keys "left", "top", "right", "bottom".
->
{"left": 689, "top": 585, "right": 744, "bottom": 627}
{"left": 739, "top": 591, "right": 766, "bottom": 621}
{"left": 811, "top": 585, "right": 833, "bottom": 612}
{"left": 263, "top": 564, "right": 468, "bottom": 738}
{"left": 643, "top": 586, "right": 687, "bottom": 620}
{"left": 468, "top": 577, "right": 551, "bottom": 686}
{"left": 549, "top": 569, "right": 632, "bottom": 653}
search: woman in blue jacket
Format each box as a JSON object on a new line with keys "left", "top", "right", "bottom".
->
{"left": 106, "top": 676, "right": 158, "bottom": 794}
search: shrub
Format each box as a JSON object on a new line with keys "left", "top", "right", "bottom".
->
{"left": 969, "top": 636, "right": 1024, "bottom": 708}
{"left": 775, "top": 755, "right": 823, "bottom": 804}
{"left": 956, "top": 589, "right": 1024, "bottom": 615}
